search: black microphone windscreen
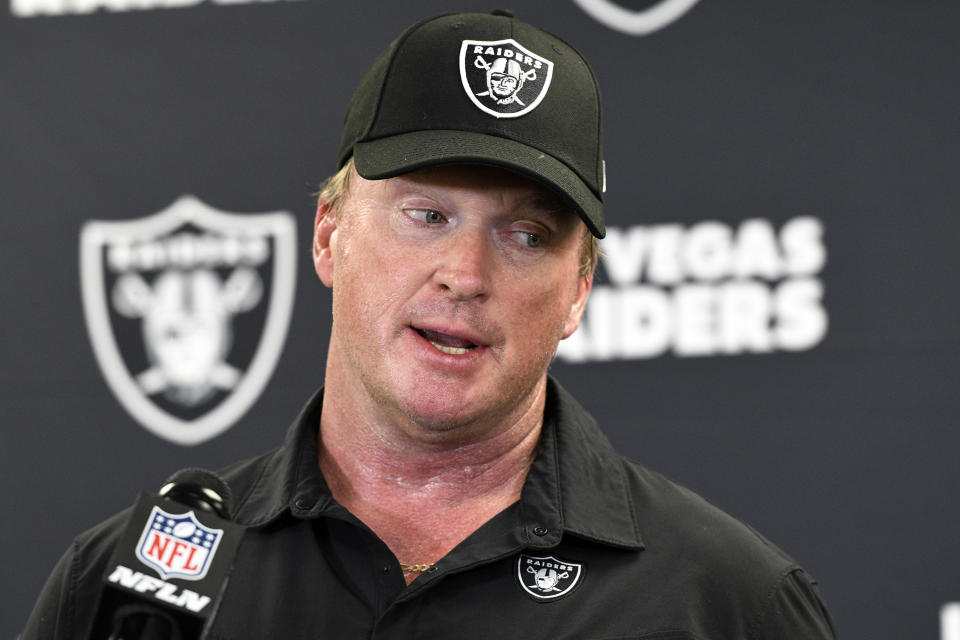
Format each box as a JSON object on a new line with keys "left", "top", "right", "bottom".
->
{"left": 159, "top": 468, "right": 233, "bottom": 520}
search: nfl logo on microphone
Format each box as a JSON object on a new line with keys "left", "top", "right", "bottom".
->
{"left": 135, "top": 506, "right": 224, "bottom": 581}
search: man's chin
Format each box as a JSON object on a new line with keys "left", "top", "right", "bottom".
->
{"left": 399, "top": 397, "right": 486, "bottom": 434}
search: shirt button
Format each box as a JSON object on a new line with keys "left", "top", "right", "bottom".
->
{"left": 532, "top": 526, "right": 549, "bottom": 536}
{"left": 294, "top": 497, "right": 310, "bottom": 510}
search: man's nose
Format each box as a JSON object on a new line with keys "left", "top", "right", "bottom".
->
{"left": 433, "top": 228, "right": 491, "bottom": 301}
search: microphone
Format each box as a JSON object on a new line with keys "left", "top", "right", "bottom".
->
{"left": 158, "top": 468, "right": 232, "bottom": 520}
{"left": 86, "top": 468, "right": 245, "bottom": 639}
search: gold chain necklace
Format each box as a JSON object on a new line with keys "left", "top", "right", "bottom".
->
{"left": 399, "top": 562, "right": 434, "bottom": 573}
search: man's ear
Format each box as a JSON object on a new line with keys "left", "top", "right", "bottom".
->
{"left": 313, "top": 199, "right": 337, "bottom": 288}
{"left": 561, "top": 272, "right": 593, "bottom": 340}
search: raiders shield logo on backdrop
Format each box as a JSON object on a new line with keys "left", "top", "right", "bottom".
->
{"left": 517, "top": 553, "right": 584, "bottom": 601}
{"left": 573, "top": 0, "right": 701, "bottom": 36}
{"left": 80, "top": 196, "right": 296, "bottom": 446}
{"left": 459, "top": 38, "right": 554, "bottom": 118}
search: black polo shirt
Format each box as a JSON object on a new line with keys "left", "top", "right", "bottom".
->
{"left": 24, "top": 379, "right": 835, "bottom": 639}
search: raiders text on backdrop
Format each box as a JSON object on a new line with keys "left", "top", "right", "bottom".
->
{"left": 10, "top": 0, "right": 296, "bottom": 17}
{"left": 557, "top": 216, "right": 827, "bottom": 361}
{"left": 10, "top": 0, "right": 698, "bottom": 33}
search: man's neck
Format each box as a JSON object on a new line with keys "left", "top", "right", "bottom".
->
{"left": 317, "top": 365, "right": 547, "bottom": 581}
{"left": 318, "top": 401, "right": 542, "bottom": 505}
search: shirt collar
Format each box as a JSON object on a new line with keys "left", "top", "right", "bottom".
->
{"left": 519, "top": 377, "right": 644, "bottom": 550}
{"left": 230, "top": 387, "right": 332, "bottom": 527}
{"left": 233, "top": 379, "right": 644, "bottom": 551}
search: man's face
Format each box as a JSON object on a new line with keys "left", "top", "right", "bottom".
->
{"left": 313, "top": 165, "right": 591, "bottom": 436}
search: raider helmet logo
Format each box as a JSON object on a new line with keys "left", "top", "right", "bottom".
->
{"left": 80, "top": 196, "right": 296, "bottom": 446}
{"left": 517, "top": 553, "right": 584, "bottom": 601}
{"left": 459, "top": 38, "right": 554, "bottom": 118}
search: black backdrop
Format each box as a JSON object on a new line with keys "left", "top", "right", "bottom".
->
{"left": 3, "top": 1, "right": 959, "bottom": 637}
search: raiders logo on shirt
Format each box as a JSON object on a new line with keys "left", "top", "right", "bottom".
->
{"left": 517, "top": 553, "right": 584, "bottom": 601}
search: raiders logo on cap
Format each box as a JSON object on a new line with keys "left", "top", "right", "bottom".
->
{"left": 459, "top": 39, "right": 554, "bottom": 118}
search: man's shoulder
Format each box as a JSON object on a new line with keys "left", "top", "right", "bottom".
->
{"left": 61, "top": 447, "right": 281, "bottom": 575}
{"left": 550, "top": 381, "right": 799, "bottom": 577}
{"left": 67, "top": 507, "right": 133, "bottom": 571}
{"left": 617, "top": 454, "right": 799, "bottom": 577}
{"left": 602, "top": 456, "right": 834, "bottom": 637}
{"left": 23, "top": 444, "right": 286, "bottom": 637}
{"left": 47, "top": 447, "right": 280, "bottom": 577}
{"left": 22, "top": 508, "right": 132, "bottom": 638}
{"left": 546, "top": 385, "right": 835, "bottom": 638}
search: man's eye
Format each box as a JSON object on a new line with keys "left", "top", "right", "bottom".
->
{"left": 406, "top": 209, "right": 445, "bottom": 224}
{"left": 515, "top": 231, "right": 543, "bottom": 248}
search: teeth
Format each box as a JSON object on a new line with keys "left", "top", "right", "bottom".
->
{"left": 428, "top": 340, "right": 472, "bottom": 355}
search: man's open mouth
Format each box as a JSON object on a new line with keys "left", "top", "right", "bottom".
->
{"left": 415, "top": 328, "right": 479, "bottom": 356}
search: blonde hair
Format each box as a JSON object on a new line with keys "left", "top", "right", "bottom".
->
{"left": 317, "top": 158, "right": 599, "bottom": 278}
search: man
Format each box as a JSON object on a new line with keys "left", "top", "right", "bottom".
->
{"left": 24, "top": 10, "right": 836, "bottom": 638}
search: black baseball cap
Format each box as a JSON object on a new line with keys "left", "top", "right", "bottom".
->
{"left": 338, "top": 10, "right": 606, "bottom": 238}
